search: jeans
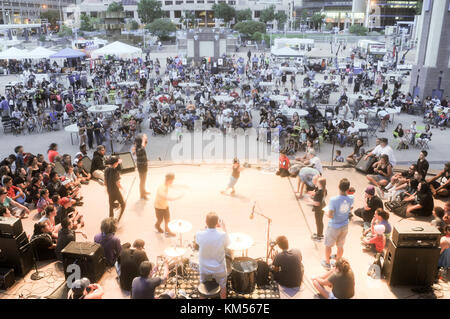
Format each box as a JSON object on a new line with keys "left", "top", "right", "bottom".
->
{"left": 354, "top": 208, "right": 374, "bottom": 224}
{"left": 109, "top": 190, "right": 125, "bottom": 218}
{"left": 337, "top": 133, "right": 346, "bottom": 146}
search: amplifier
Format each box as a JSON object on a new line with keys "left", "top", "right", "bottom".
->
{"left": 0, "top": 217, "right": 23, "bottom": 238}
{"left": 61, "top": 242, "right": 106, "bottom": 283}
{"left": 0, "top": 267, "right": 15, "bottom": 290}
{"left": 113, "top": 152, "right": 136, "bottom": 173}
{"left": 355, "top": 156, "right": 376, "bottom": 174}
{"left": 392, "top": 225, "right": 441, "bottom": 248}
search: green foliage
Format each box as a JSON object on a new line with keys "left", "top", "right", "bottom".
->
{"left": 311, "top": 12, "right": 325, "bottom": 30}
{"left": 40, "top": 11, "right": 59, "bottom": 26}
{"left": 130, "top": 20, "right": 139, "bottom": 30}
{"left": 212, "top": 3, "right": 236, "bottom": 23}
{"left": 146, "top": 18, "right": 176, "bottom": 41}
{"left": 325, "top": 22, "right": 333, "bottom": 31}
{"left": 251, "top": 31, "right": 263, "bottom": 41}
{"left": 182, "top": 11, "right": 196, "bottom": 28}
{"left": 349, "top": 24, "right": 368, "bottom": 36}
{"left": 416, "top": 0, "right": 423, "bottom": 15}
{"left": 107, "top": 1, "right": 124, "bottom": 12}
{"left": 138, "top": 0, "right": 163, "bottom": 24}
{"left": 39, "top": 35, "right": 46, "bottom": 42}
{"left": 233, "top": 21, "right": 266, "bottom": 38}
{"left": 260, "top": 5, "right": 276, "bottom": 24}
{"left": 275, "top": 11, "right": 287, "bottom": 29}
{"left": 79, "top": 14, "right": 98, "bottom": 32}
{"left": 236, "top": 9, "right": 252, "bottom": 23}
{"left": 57, "top": 25, "right": 73, "bottom": 37}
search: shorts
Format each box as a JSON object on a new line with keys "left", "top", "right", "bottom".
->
{"left": 324, "top": 225, "right": 349, "bottom": 248}
{"left": 227, "top": 176, "right": 238, "bottom": 188}
{"left": 368, "top": 174, "right": 389, "bottom": 183}
{"left": 200, "top": 272, "right": 227, "bottom": 288}
{"left": 299, "top": 170, "right": 318, "bottom": 187}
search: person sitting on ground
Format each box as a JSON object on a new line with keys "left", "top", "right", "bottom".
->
{"left": 366, "top": 154, "right": 392, "bottom": 189}
{"left": 346, "top": 139, "right": 365, "bottom": 166}
{"left": 378, "top": 164, "right": 417, "bottom": 200}
{"left": 334, "top": 150, "right": 344, "bottom": 163}
{"left": 90, "top": 145, "right": 106, "bottom": 182}
{"left": 431, "top": 207, "right": 447, "bottom": 234}
{"left": 94, "top": 218, "right": 124, "bottom": 267}
{"left": 361, "top": 224, "right": 386, "bottom": 253}
{"left": 0, "top": 206, "right": 13, "bottom": 218}
{"left": 56, "top": 197, "right": 84, "bottom": 229}
{"left": 427, "top": 162, "right": 450, "bottom": 199}
{"left": 55, "top": 218, "right": 76, "bottom": 260}
{"left": 438, "top": 226, "right": 450, "bottom": 270}
{"left": 364, "top": 138, "right": 396, "bottom": 167}
{"left": 118, "top": 239, "right": 149, "bottom": 291}
{"left": 312, "top": 258, "right": 355, "bottom": 299}
{"left": 131, "top": 260, "right": 169, "bottom": 299}
{"left": 69, "top": 278, "right": 104, "bottom": 299}
{"left": 0, "top": 186, "right": 30, "bottom": 218}
{"left": 31, "top": 221, "right": 56, "bottom": 261}
{"left": 271, "top": 235, "right": 304, "bottom": 288}
{"left": 400, "top": 181, "right": 434, "bottom": 218}
{"left": 444, "top": 202, "right": 450, "bottom": 225}
{"left": 38, "top": 205, "right": 60, "bottom": 239}
{"left": 354, "top": 186, "right": 384, "bottom": 230}
{"left": 363, "top": 208, "right": 392, "bottom": 239}
{"left": 276, "top": 149, "right": 291, "bottom": 177}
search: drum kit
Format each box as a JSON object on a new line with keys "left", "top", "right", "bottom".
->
{"left": 161, "top": 219, "right": 261, "bottom": 297}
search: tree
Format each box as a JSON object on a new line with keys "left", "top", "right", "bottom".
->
{"left": 260, "top": 5, "right": 276, "bottom": 24}
{"left": 138, "top": 0, "right": 163, "bottom": 24}
{"left": 57, "top": 25, "right": 73, "bottom": 37}
{"left": 212, "top": 3, "right": 235, "bottom": 23}
{"left": 146, "top": 18, "right": 176, "bottom": 41}
{"left": 40, "top": 11, "right": 59, "bottom": 26}
{"left": 107, "top": 1, "right": 124, "bottom": 12}
{"left": 130, "top": 20, "right": 139, "bottom": 30}
{"left": 236, "top": 9, "right": 252, "bottom": 23}
{"left": 275, "top": 11, "right": 287, "bottom": 29}
{"left": 311, "top": 12, "right": 325, "bottom": 30}
{"left": 80, "top": 14, "right": 95, "bottom": 31}
{"left": 233, "top": 21, "right": 266, "bottom": 38}
{"left": 349, "top": 24, "right": 368, "bottom": 36}
{"left": 415, "top": 0, "right": 423, "bottom": 15}
{"left": 182, "top": 11, "right": 197, "bottom": 29}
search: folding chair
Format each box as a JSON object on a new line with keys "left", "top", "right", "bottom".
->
{"left": 359, "top": 128, "right": 369, "bottom": 146}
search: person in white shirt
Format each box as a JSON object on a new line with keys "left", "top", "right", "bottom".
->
{"left": 377, "top": 108, "right": 389, "bottom": 132}
{"left": 195, "top": 213, "right": 230, "bottom": 299}
{"left": 308, "top": 151, "right": 323, "bottom": 175}
{"left": 364, "top": 138, "right": 396, "bottom": 166}
{"left": 346, "top": 122, "right": 359, "bottom": 144}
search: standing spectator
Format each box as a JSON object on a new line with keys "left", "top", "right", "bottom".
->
{"left": 47, "top": 143, "right": 59, "bottom": 164}
{"left": 322, "top": 178, "right": 353, "bottom": 269}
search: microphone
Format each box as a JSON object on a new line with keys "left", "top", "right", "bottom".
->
{"left": 250, "top": 201, "right": 256, "bottom": 220}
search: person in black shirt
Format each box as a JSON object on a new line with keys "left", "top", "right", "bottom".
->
{"left": 91, "top": 145, "right": 106, "bottom": 181}
{"left": 131, "top": 260, "right": 169, "bottom": 299}
{"left": 105, "top": 156, "right": 125, "bottom": 220}
{"left": 132, "top": 135, "right": 150, "bottom": 200}
{"left": 404, "top": 181, "right": 434, "bottom": 217}
{"left": 31, "top": 221, "right": 56, "bottom": 261}
{"left": 416, "top": 150, "right": 429, "bottom": 178}
{"left": 55, "top": 218, "right": 76, "bottom": 260}
{"left": 307, "top": 177, "right": 327, "bottom": 241}
{"left": 118, "top": 239, "right": 149, "bottom": 291}
{"left": 47, "top": 172, "right": 62, "bottom": 197}
{"left": 354, "top": 186, "right": 384, "bottom": 227}
{"left": 271, "top": 236, "right": 304, "bottom": 288}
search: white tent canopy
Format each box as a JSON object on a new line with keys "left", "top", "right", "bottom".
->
{"left": 271, "top": 47, "right": 305, "bottom": 57}
{"left": 28, "top": 47, "right": 57, "bottom": 59}
{"left": 91, "top": 41, "right": 142, "bottom": 59}
{"left": 0, "top": 47, "right": 29, "bottom": 60}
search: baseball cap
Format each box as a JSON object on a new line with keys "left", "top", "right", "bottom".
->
{"left": 365, "top": 186, "right": 375, "bottom": 196}
{"left": 59, "top": 197, "right": 71, "bottom": 206}
{"left": 374, "top": 224, "right": 385, "bottom": 235}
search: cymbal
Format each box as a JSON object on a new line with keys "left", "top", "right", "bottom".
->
{"left": 168, "top": 219, "right": 192, "bottom": 233}
{"left": 164, "top": 246, "right": 187, "bottom": 257}
{"left": 227, "top": 232, "right": 254, "bottom": 251}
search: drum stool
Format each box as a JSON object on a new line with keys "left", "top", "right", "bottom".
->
{"left": 198, "top": 280, "right": 221, "bottom": 299}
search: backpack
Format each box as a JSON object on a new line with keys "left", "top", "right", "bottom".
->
{"left": 255, "top": 259, "right": 270, "bottom": 287}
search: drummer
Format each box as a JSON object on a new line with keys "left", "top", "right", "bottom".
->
{"left": 195, "top": 212, "right": 230, "bottom": 299}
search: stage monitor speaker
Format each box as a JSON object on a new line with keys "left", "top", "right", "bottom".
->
{"left": 0, "top": 267, "right": 15, "bottom": 290}
{"left": 392, "top": 225, "right": 441, "bottom": 248}
{"left": 0, "top": 217, "right": 23, "bottom": 238}
{"left": 61, "top": 242, "right": 106, "bottom": 283}
{"left": 0, "top": 232, "right": 34, "bottom": 277}
{"left": 113, "top": 152, "right": 136, "bottom": 173}
{"left": 355, "top": 156, "right": 376, "bottom": 174}
{"left": 382, "top": 240, "right": 440, "bottom": 287}
{"left": 54, "top": 161, "right": 66, "bottom": 176}
{"left": 80, "top": 156, "right": 92, "bottom": 174}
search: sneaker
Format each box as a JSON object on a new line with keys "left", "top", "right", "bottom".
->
{"left": 375, "top": 187, "right": 385, "bottom": 199}
{"left": 321, "top": 260, "right": 331, "bottom": 269}
{"left": 311, "top": 234, "right": 323, "bottom": 241}
{"left": 165, "top": 231, "right": 176, "bottom": 238}
{"left": 330, "top": 254, "right": 337, "bottom": 260}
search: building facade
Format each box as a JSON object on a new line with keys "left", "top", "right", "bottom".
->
{"left": 1, "top": 0, "right": 78, "bottom": 25}
{"left": 409, "top": 0, "right": 450, "bottom": 99}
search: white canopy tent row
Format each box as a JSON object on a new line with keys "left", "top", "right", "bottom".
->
{"left": 271, "top": 47, "right": 305, "bottom": 58}
{"left": 0, "top": 47, "right": 29, "bottom": 60}
{"left": 90, "top": 41, "right": 142, "bottom": 59}
{"left": 28, "top": 47, "right": 57, "bottom": 59}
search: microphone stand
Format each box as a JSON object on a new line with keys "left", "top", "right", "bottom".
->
{"left": 22, "top": 235, "right": 46, "bottom": 281}
{"left": 252, "top": 208, "right": 272, "bottom": 264}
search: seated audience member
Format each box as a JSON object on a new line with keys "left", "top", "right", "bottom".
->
{"left": 363, "top": 208, "right": 392, "bottom": 239}
{"left": 312, "top": 258, "right": 355, "bottom": 299}
{"left": 402, "top": 181, "right": 434, "bottom": 218}
{"left": 38, "top": 205, "right": 60, "bottom": 238}
{"left": 438, "top": 226, "right": 450, "bottom": 270}
{"left": 55, "top": 218, "right": 76, "bottom": 260}
{"left": 334, "top": 150, "right": 344, "bottom": 163}
{"left": 271, "top": 236, "right": 304, "bottom": 288}
{"left": 427, "top": 162, "right": 450, "bottom": 199}
{"left": 0, "top": 186, "right": 30, "bottom": 218}
{"left": 378, "top": 164, "right": 418, "bottom": 201}
{"left": 94, "top": 218, "right": 123, "bottom": 267}
{"left": 56, "top": 197, "right": 84, "bottom": 229}
{"left": 346, "top": 139, "right": 365, "bottom": 166}
{"left": 69, "top": 278, "right": 104, "bottom": 299}
{"left": 444, "top": 202, "right": 450, "bottom": 225}
{"left": 276, "top": 149, "right": 290, "bottom": 177}
{"left": 354, "top": 186, "right": 384, "bottom": 229}
{"left": 36, "top": 189, "right": 52, "bottom": 216}
{"left": 131, "top": 260, "right": 169, "bottom": 299}
{"left": 0, "top": 206, "right": 13, "bottom": 217}
{"left": 366, "top": 154, "right": 393, "bottom": 189}
{"left": 361, "top": 224, "right": 386, "bottom": 253}
{"left": 118, "top": 239, "right": 149, "bottom": 291}
{"left": 431, "top": 207, "right": 446, "bottom": 234}
{"left": 90, "top": 145, "right": 106, "bottom": 181}
{"left": 31, "top": 221, "right": 56, "bottom": 261}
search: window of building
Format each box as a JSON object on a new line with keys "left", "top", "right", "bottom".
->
{"left": 174, "top": 11, "right": 182, "bottom": 18}
{"left": 207, "top": 0, "right": 215, "bottom": 3}
{"left": 125, "top": 11, "right": 134, "bottom": 18}
{"left": 165, "top": 1, "right": 173, "bottom": 4}
{"left": 254, "top": 11, "right": 260, "bottom": 18}
{"left": 175, "top": 0, "right": 183, "bottom": 4}
{"left": 218, "top": 0, "right": 225, "bottom": 3}
{"left": 228, "top": 0, "right": 235, "bottom": 4}
{"left": 91, "top": 12, "right": 98, "bottom": 18}
{"left": 187, "top": 0, "right": 194, "bottom": 3}
{"left": 197, "top": 0, "right": 204, "bottom": 3}
{"left": 163, "top": 11, "right": 171, "bottom": 18}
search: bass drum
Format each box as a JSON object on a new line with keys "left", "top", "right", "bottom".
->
{"left": 230, "top": 257, "right": 258, "bottom": 294}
